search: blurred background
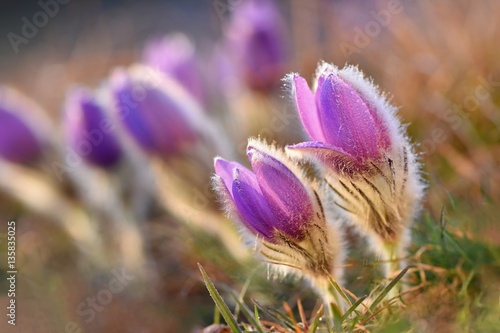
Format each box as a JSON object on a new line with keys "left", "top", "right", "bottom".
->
{"left": 0, "top": 0, "right": 499, "bottom": 332}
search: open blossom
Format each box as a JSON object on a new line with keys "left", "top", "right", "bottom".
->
{"left": 64, "top": 87, "right": 122, "bottom": 168}
{"left": 286, "top": 63, "right": 425, "bottom": 276}
{"left": 225, "top": 0, "right": 289, "bottom": 91}
{"left": 213, "top": 139, "right": 344, "bottom": 281}
{"left": 0, "top": 87, "right": 46, "bottom": 163}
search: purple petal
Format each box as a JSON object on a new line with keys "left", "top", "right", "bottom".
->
{"left": 248, "top": 146, "right": 312, "bottom": 240}
{"left": 214, "top": 158, "right": 275, "bottom": 240}
{"left": 316, "top": 73, "right": 380, "bottom": 160}
{"left": 0, "top": 108, "right": 41, "bottom": 163}
{"left": 286, "top": 141, "right": 369, "bottom": 175}
{"left": 232, "top": 167, "right": 275, "bottom": 240}
{"left": 292, "top": 75, "right": 325, "bottom": 141}
{"left": 363, "top": 100, "right": 392, "bottom": 151}
{"left": 65, "top": 88, "right": 122, "bottom": 167}
{"left": 110, "top": 70, "right": 157, "bottom": 151}
{"left": 110, "top": 69, "right": 197, "bottom": 156}
{"left": 139, "top": 87, "right": 197, "bottom": 155}
{"left": 214, "top": 157, "right": 246, "bottom": 197}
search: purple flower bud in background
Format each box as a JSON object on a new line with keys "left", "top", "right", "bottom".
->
{"left": 214, "top": 142, "right": 313, "bottom": 241}
{"left": 0, "top": 87, "right": 45, "bottom": 163}
{"left": 142, "top": 33, "right": 207, "bottom": 106}
{"left": 109, "top": 65, "right": 199, "bottom": 157}
{"left": 225, "top": 0, "right": 289, "bottom": 91}
{"left": 63, "top": 87, "right": 122, "bottom": 168}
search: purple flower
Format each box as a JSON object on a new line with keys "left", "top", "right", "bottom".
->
{"left": 214, "top": 141, "right": 314, "bottom": 242}
{"left": 213, "top": 139, "right": 346, "bottom": 292}
{"left": 109, "top": 65, "right": 198, "bottom": 157}
{"left": 287, "top": 64, "right": 392, "bottom": 175}
{"left": 0, "top": 87, "right": 44, "bottom": 163}
{"left": 64, "top": 87, "right": 122, "bottom": 167}
{"left": 286, "top": 63, "right": 425, "bottom": 284}
{"left": 142, "top": 33, "right": 206, "bottom": 106}
{"left": 225, "top": 0, "right": 289, "bottom": 91}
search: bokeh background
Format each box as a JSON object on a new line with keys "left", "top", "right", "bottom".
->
{"left": 0, "top": 0, "right": 499, "bottom": 332}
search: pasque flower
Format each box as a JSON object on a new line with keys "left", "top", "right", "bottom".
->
{"left": 142, "top": 33, "right": 207, "bottom": 106}
{"left": 225, "top": 0, "right": 289, "bottom": 91}
{"left": 286, "top": 63, "right": 425, "bottom": 282}
{"left": 213, "top": 139, "right": 345, "bottom": 305}
{"left": 0, "top": 87, "right": 45, "bottom": 163}
{"left": 109, "top": 65, "right": 200, "bottom": 157}
{"left": 64, "top": 87, "right": 122, "bottom": 167}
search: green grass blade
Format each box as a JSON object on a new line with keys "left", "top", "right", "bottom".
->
{"left": 213, "top": 307, "right": 220, "bottom": 325}
{"left": 440, "top": 206, "right": 449, "bottom": 255}
{"left": 327, "top": 276, "right": 353, "bottom": 307}
{"left": 443, "top": 232, "right": 473, "bottom": 264}
{"left": 198, "top": 263, "right": 242, "bottom": 333}
{"left": 225, "top": 289, "right": 265, "bottom": 333}
{"left": 308, "top": 305, "right": 324, "bottom": 333}
{"left": 459, "top": 270, "right": 476, "bottom": 297}
{"left": 252, "top": 298, "right": 296, "bottom": 331}
{"left": 369, "top": 265, "right": 411, "bottom": 311}
{"left": 341, "top": 295, "right": 367, "bottom": 321}
{"left": 330, "top": 302, "right": 343, "bottom": 332}
{"left": 439, "top": 206, "right": 446, "bottom": 230}
{"left": 234, "top": 266, "right": 259, "bottom": 318}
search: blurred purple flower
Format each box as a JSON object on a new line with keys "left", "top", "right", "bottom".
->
{"left": 0, "top": 87, "right": 44, "bottom": 163}
{"left": 64, "top": 87, "right": 122, "bottom": 167}
{"left": 142, "top": 33, "right": 207, "bottom": 106}
{"left": 214, "top": 141, "right": 314, "bottom": 242}
{"left": 225, "top": 0, "right": 289, "bottom": 91}
{"left": 109, "top": 65, "right": 199, "bottom": 157}
{"left": 0, "top": 109, "right": 42, "bottom": 163}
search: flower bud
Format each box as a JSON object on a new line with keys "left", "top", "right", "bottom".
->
{"left": 225, "top": 0, "right": 289, "bottom": 91}
{"left": 213, "top": 138, "right": 344, "bottom": 281}
{"left": 142, "top": 33, "right": 206, "bottom": 105}
{"left": 109, "top": 65, "right": 200, "bottom": 157}
{"left": 214, "top": 157, "right": 276, "bottom": 240}
{"left": 287, "top": 63, "right": 393, "bottom": 174}
{"left": 0, "top": 87, "right": 45, "bottom": 163}
{"left": 287, "top": 63, "right": 425, "bottom": 277}
{"left": 63, "top": 87, "right": 122, "bottom": 168}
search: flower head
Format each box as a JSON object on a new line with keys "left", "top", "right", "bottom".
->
{"left": 142, "top": 33, "right": 206, "bottom": 105}
{"left": 225, "top": 0, "right": 289, "bottom": 91}
{"left": 213, "top": 139, "right": 344, "bottom": 279}
{"left": 287, "top": 63, "right": 395, "bottom": 175}
{"left": 0, "top": 87, "right": 46, "bottom": 163}
{"left": 109, "top": 65, "right": 200, "bottom": 157}
{"left": 64, "top": 87, "right": 122, "bottom": 167}
{"left": 215, "top": 145, "right": 313, "bottom": 241}
{"left": 286, "top": 63, "right": 425, "bottom": 267}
